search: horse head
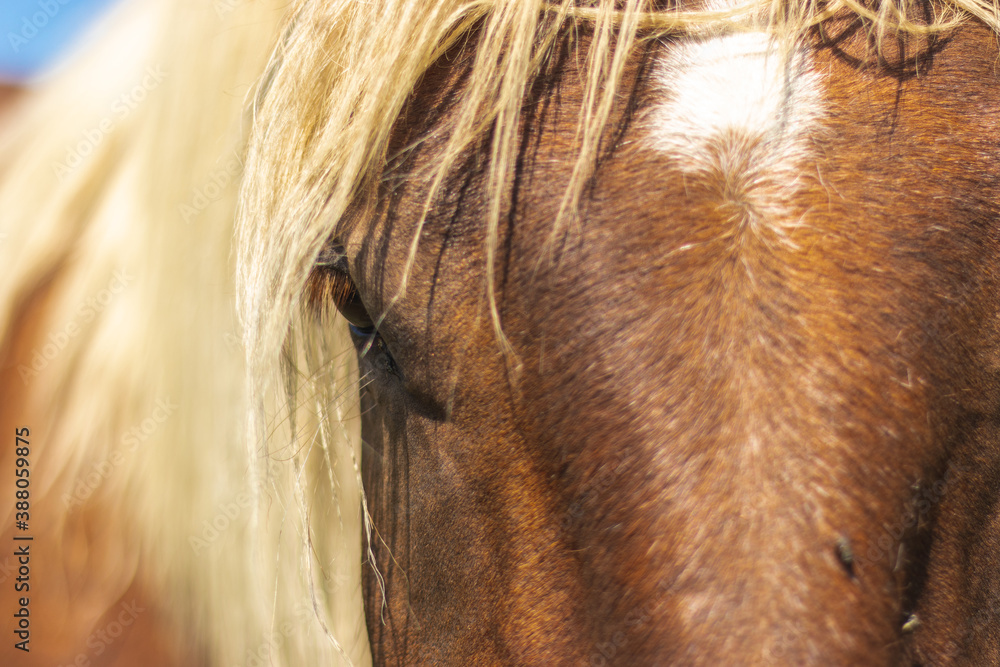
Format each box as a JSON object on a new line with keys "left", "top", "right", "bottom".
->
{"left": 235, "top": 0, "right": 1000, "bottom": 663}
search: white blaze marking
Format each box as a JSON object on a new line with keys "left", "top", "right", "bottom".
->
{"left": 651, "top": 31, "right": 823, "bottom": 181}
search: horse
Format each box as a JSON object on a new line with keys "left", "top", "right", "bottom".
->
{"left": 4, "top": 0, "right": 1000, "bottom": 664}
{"left": 238, "top": 0, "right": 1000, "bottom": 663}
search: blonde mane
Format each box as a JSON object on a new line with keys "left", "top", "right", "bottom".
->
{"left": 0, "top": 0, "right": 366, "bottom": 664}
{"left": 1, "top": 0, "right": 998, "bottom": 665}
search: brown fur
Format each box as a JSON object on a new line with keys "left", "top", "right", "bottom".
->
{"left": 316, "top": 15, "right": 1000, "bottom": 665}
{"left": 0, "top": 84, "right": 22, "bottom": 120}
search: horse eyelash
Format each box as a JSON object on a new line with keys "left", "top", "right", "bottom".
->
{"left": 307, "top": 249, "right": 399, "bottom": 377}
{"left": 306, "top": 265, "right": 359, "bottom": 315}
{"left": 308, "top": 243, "right": 373, "bottom": 321}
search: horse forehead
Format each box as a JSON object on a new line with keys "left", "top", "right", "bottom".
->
{"left": 649, "top": 31, "right": 824, "bottom": 177}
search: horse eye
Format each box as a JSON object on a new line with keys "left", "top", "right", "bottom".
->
{"left": 307, "top": 245, "right": 375, "bottom": 332}
{"left": 333, "top": 277, "right": 376, "bottom": 333}
{"left": 308, "top": 244, "right": 400, "bottom": 378}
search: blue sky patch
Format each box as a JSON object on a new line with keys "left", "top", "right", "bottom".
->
{"left": 0, "top": 0, "right": 120, "bottom": 81}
